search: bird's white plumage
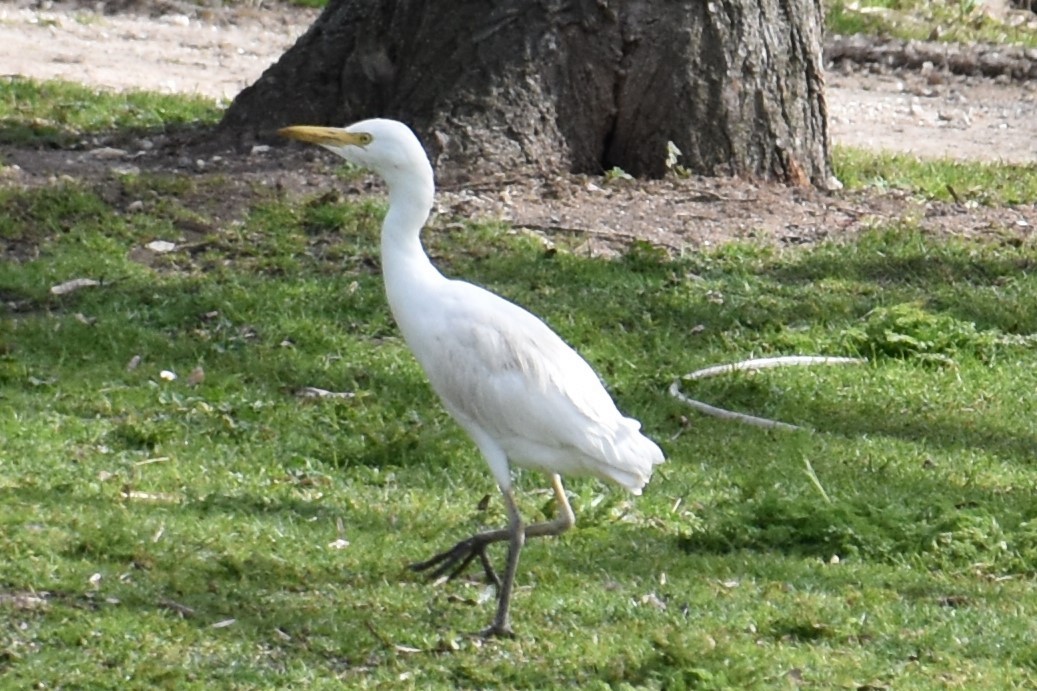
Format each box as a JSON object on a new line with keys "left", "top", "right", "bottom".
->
{"left": 409, "top": 278, "right": 660, "bottom": 492}
{"left": 308, "top": 118, "right": 664, "bottom": 493}
{"left": 281, "top": 117, "right": 664, "bottom": 636}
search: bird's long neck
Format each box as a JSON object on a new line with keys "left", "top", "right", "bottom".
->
{"left": 379, "top": 171, "right": 443, "bottom": 320}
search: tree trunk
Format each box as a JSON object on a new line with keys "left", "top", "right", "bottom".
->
{"left": 219, "top": 0, "right": 831, "bottom": 186}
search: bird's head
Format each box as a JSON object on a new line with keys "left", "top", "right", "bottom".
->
{"left": 278, "top": 118, "right": 431, "bottom": 189}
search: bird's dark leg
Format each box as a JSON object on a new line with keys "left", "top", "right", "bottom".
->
{"left": 410, "top": 474, "right": 576, "bottom": 637}
{"left": 484, "top": 486, "right": 523, "bottom": 637}
{"left": 409, "top": 475, "right": 575, "bottom": 583}
{"left": 484, "top": 476, "right": 573, "bottom": 637}
{"left": 409, "top": 529, "right": 508, "bottom": 587}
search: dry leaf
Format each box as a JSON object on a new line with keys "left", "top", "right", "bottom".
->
{"left": 121, "top": 490, "right": 181, "bottom": 503}
{"left": 186, "top": 366, "right": 205, "bottom": 386}
{"left": 89, "top": 147, "right": 127, "bottom": 159}
{"left": 0, "top": 592, "right": 49, "bottom": 611}
{"left": 146, "top": 240, "right": 176, "bottom": 253}
{"left": 296, "top": 387, "right": 355, "bottom": 400}
{"left": 639, "top": 592, "right": 667, "bottom": 610}
{"left": 50, "top": 278, "right": 100, "bottom": 295}
{"left": 394, "top": 644, "right": 422, "bottom": 654}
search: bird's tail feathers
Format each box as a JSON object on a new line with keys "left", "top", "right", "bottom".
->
{"left": 595, "top": 418, "right": 665, "bottom": 494}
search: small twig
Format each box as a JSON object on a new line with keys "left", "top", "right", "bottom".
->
{"left": 516, "top": 222, "right": 640, "bottom": 242}
{"left": 158, "top": 598, "right": 196, "bottom": 618}
{"left": 685, "top": 191, "right": 759, "bottom": 203}
{"left": 514, "top": 223, "right": 685, "bottom": 253}
{"left": 134, "top": 456, "right": 170, "bottom": 466}
{"left": 178, "top": 239, "right": 217, "bottom": 255}
{"left": 365, "top": 619, "right": 394, "bottom": 648}
{"left": 669, "top": 356, "right": 865, "bottom": 431}
{"left": 438, "top": 177, "right": 527, "bottom": 192}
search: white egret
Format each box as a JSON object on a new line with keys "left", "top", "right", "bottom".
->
{"left": 279, "top": 119, "right": 665, "bottom": 637}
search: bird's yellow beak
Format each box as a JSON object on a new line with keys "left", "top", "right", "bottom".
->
{"left": 278, "top": 126, "right": 372, "bottom": 147}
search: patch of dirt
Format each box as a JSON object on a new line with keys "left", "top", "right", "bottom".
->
{"left": 0, "top": 1, "right": 314, "bottom": 101}
{"left": 434, "top": 173, "right": 1036, "bottom": 256}
{"left": 1, "top": 2, "right": 1035, "bottom": 255}
{"left": 827, "top": 62, "right": 1037, "bottom": 165}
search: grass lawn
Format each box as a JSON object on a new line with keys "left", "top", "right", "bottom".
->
{"left": 2, "top": 78, "right": 1037, "bottom": 688}
{"left": 826, "top": 0, "right": 1037, "bottom": 47}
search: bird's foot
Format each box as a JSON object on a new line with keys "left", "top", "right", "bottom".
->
{"left": 477, "top": 621, "right": 514, "bottom": 639}
{"left": 409, "top": 535, "right": 501, "bottom": 587}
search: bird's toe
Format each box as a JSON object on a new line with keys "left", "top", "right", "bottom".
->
{"left": 410, "top": 536, "right": 499, "bottom": 585}
{"left": 477, "top": 622, "right": 515, "bottom": 639}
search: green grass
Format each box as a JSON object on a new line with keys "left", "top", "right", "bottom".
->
{"left": 0, "top": 76, "right": 221, "bottom": 147}
{"left": 826, "top": 0, "right": 1037, "bottom": 47}
{"left": 4, "top": 82, "right": 1037, "bottom": 688}
{"left": 834, "top": 146, "right": 1037, "bottom": 205}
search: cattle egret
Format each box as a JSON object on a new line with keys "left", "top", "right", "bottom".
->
{"left": 279, "top": 119, "right": 665, "bottom": 637}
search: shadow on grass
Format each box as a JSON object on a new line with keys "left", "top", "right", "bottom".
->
{"left": 761, "top": 235, "right": 1037, "bottom": 333}
{"left": 699, "top": 377, "right": 1037, "bottom": 466}
{"left": 816, "top": 398, "right": 1037, "bottom": 465}
{"left": 770, "top": 244, "right": 1035, "bottom": 289}
{"left": 0, "top": 482, "right": 415, "bottom": 628}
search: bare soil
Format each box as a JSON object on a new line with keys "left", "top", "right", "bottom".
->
{"left": 1, "top": 1, "right": 1035, "bottom": 253}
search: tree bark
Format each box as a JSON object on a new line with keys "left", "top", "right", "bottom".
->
{"left": 219, "top": 0, "right": 831, "bottom": 186}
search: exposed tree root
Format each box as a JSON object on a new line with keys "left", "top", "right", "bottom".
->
{"left": 826, "top": 34, "right": 1037, "bottom": 81}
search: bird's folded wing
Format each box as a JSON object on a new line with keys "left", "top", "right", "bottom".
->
{"left": 416, "top": 285, "right": 632, "bottom": 458}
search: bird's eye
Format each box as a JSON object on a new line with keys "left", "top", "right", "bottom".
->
{"left": 357, "top": 133, "right": 373, "bottom": 146}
